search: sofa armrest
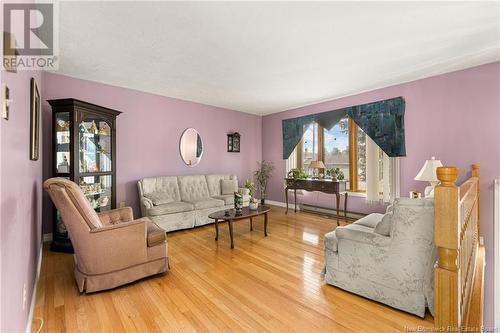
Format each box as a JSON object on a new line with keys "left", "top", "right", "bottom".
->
{"left": 98, "top": 207, "right": 134, "bottom": 225}
{"left": 141, "top": 197, "right": 153, "bottom": 208}
{"left": 336, "top": 226, "right": 390, "bottom": 247}
{"left": 140, "top": 197, "right": 154, "bottom": 217}
{"left": 85, "top": 218, "right": 149, "bottom": 274}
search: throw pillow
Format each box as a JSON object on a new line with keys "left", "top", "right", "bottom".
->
{"left": 374, "top": 212, "right": 393, "bottom": 236}
{"left": 221, "top": 179, "right": 238, "bottom": 195}
{"left": 353, "top": 213, "right": 384, "bottom": 229}
{"left": 144, "top": 192, "right": 173, "bottom": 205}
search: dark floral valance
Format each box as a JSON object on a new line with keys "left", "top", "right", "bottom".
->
{"left": 282, "top": 96, "right": 406, "bottom": 159}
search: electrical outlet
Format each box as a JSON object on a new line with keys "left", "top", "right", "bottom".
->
{"left": 479, "top": 236, "right": 484, "bottom": 246}
{"left": 22, "top": 283, "right": 27, "bottom": 310}
{"left": 119, "top": 201, "right": 126, "bottom": 208}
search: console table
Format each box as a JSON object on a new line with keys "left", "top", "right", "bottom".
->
{"left": 285, "top": 178, "right": 348, "bottom": 226}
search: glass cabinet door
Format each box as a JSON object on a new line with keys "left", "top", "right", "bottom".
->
{"left": 79, "top": 118, "right": 112, "bottom": 173}
{"left": 79, "top": 175, "right": 112, "bottom": 211}
{"left": 55, "top": 112, "right": 71, "bottom": 174}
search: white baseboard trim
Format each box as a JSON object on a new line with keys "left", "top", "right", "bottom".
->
{"left": 26, "top": 244, "right": 43, "bottom": 333}
{"left": 265, "top": 200, "right": 300, "bottom": 211}
{"left": 300, "top": 204, "right": 365, "bottom": 220}
{"left": 43, "top": 233, "right": 52, "bottom": 242}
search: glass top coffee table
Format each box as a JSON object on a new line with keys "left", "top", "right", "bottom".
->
{"left": 208, "top": 205, "right": 270, "bottom": 249}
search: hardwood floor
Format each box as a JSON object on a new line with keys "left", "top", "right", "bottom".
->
{"left": 32, "top": 206, "right": 434, "bottom": 333}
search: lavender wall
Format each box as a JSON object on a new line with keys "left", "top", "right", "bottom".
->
{"left": 0, "top": 68, "right": 43, "bottom": 332}
{"left": 262, "top": 61, "right": 500, "bottom": 327}
{"left": 41, "top": 72, "right": 262, "bottom": 233}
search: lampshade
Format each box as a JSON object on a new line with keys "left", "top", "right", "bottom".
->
{"left": 414, "top": 156, "right": 443, "bottom": 182}
{"left": 309, "top": 160, "right": 326, "bottom": 169}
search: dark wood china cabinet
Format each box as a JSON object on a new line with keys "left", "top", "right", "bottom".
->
{"left": 48, "top": 98, "right": 121, "bottom": 252}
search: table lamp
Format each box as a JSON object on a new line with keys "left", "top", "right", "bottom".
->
{"left": 309, "top": 160, "right": 326, "bottom": 179}
{"left": 414, "top": 156, "right": 443, "bottom": 198}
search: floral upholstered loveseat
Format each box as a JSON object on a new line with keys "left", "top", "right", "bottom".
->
{"left": 322, "top": 198, "right": 436, "bottom": 317}
{"left": 138, "top": 174, "right": 250, "bottom": 232}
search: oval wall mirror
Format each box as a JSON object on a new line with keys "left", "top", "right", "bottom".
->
{"left": 179, "top": 128, "right": 203, "bottom": 167}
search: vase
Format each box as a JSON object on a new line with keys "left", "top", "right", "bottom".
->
{"left": 234, "top": 192, "right": 243, "bottom": 215}
{"left": 260, "top": 198, "right": 265, "bottom": 205}
{"left": 249, "top": 202, "right": 259, "bottom": 210}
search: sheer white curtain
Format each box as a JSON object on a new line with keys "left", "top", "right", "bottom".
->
{"left": 285, "top": 146, "right": 298, "bottom": 174}
{"left": 365, "top": 136, "right": 380, "bottom": 202}
{"left": 366, "top": 136, "right": 400, "bottom": 203}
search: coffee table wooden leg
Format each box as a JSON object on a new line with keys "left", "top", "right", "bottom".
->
{"left": 250, "top": 217, "right": 253, "bottom": 231}
{"left": 264, "top": 212, "right": 268, "bottom": 237}
{"left": 228, "top": 219, "right": 234, "bottom": 249}
{"left": 214, "top": 218, "right": 219, "bottom": 240}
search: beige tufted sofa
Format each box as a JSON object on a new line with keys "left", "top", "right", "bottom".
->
{"left": 138, "top": 174, "right": 250, "bottom": 232}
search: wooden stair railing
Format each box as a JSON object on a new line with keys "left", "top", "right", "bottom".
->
{"left": 434, "top": 164, "right": 484, "bottom": 330}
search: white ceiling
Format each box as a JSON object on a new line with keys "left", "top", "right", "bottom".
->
{"left": 56, "top": 1, "right": 500, "bottom": 115}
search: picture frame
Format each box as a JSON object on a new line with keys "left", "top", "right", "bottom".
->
{"left": 227, "top": 132, "right": 240, "bottom": 153}
{"left": 30, "top": 78, "right": 40, "bottom": 161}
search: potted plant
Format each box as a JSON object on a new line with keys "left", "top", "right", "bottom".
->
{"left": 244, "top": 179, "right": 254, "bottom": 197}
{"left": 249, "top": 197, "right": 259, "bottom": 210}
{"left": 254, "top": 161, "right": 274, "bottom": 204}
{"left": 287, "top": 168, "right": 307, "bottom": 180}
{"left": 244, "top": 179, "right": 259, "bottom": 209}
{"left": 326, "top": 167, "right": 345, "bottom": 181}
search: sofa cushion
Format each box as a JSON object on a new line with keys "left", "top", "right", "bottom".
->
{"left": 374, "top": 212, "right": 393, "bottom": 236}
{"left": 139, "top": 176, "right": 180, "bottom": 202}
{"left": 144, "top": 192, "right": 174, "bottom": 205}
{"left": 353, "top": 213, "right": 384, "bottom": 229}
{"left": 178, "top": 175, "right": 210, "bottom": 201}
{"left": 147, "top": 201, "right": 194, "bottom": 216}
{"left": 212, "top": 194, "right": 234, "bottom": 205}
{"left": 146, "top": 221, "right": 166, "bottom": 247}
{"left": 205, "top": 174, "right": 234, "bottom": 197}
{"left": 221, "top": 179, "right": 238, "bottom": 195}
{"left": 185, "top": 198, "right": 224, "bottom": 210}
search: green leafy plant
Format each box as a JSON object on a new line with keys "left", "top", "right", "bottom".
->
{"left": 254, "top": 161, "right": 274, "bottom": 203}
{"left": 287, "top": 168, "right": 308, "bottom": 180}
{"left": 327, "top": 167, "right": 345, "bottom": 180}
{"left": 244, "top": 179, "right": 255, "bottom": 198}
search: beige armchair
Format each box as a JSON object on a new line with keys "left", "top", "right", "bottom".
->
{"left": 44, "top": 178, "right": 169, "bottom": 293}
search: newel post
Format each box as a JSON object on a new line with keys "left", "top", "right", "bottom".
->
{"left": 434, "top": 166, "right": 460, "bottom": 328}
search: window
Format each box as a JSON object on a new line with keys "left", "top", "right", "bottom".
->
{"left": 323, "top": 118, "right": 349, "bottom": 183}
{"left": 286, "top": 117, "right": 396, "bottom": 198}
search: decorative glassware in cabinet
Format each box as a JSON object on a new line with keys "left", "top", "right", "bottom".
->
{"left": 55, "top": 112, "right": 70, "bottom": 173}
{"left": 80, "top": 175, "right": 112, "bottom": 211}
{"left": 79, "top": 120, "right": 112, "bottom": 173}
